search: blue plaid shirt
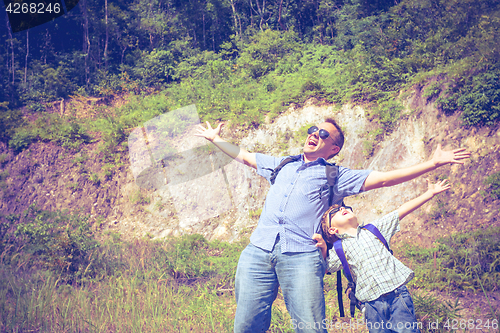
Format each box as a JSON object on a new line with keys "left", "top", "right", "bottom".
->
{"left": 250, "top": 153, "right": 371, "bottom": 253}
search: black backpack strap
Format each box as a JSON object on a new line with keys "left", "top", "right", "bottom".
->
{"left": 333, "top": 238, "right": 352, "bottom": 318}
{"left": 347, "top": 281, "right": 360, "bottom": 317}
{"left": 269, "top": 155, "right": 301, "bottom": 185}
{"left": 325, "top": 164, "right": 338, "bottom": 206}
{"left": 336, "top": 271, "right": 345, "bottom": 318}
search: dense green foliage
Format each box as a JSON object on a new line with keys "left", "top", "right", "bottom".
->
{"left": 0, "top": 206, "right": 247, "bottom": 285}
{"left": 1, "top": 0, "right": 500, "bottom": 154}
{"left": 436, "top": 66, "right": 500, "bottom": 126}
{"left": 1, "top": 205, "right": 99, "bottom": 284}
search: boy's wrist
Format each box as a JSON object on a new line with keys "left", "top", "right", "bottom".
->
{"left": 425, "top": 190, "right": 435, "bottom": 198}
{"left": 429, "top": 157, "right": 442, "bottom": 169}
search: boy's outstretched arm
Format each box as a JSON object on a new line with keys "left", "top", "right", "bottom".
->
{"left": 398, "top": 179, "right": 451, "bottom": 220}
{"left": 195, "top": 121, "right": 257, "bottom": 169}
{"left": 363, "top": 144, "right": 470, "bottom": 191}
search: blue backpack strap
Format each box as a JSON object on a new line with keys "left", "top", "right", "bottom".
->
{"left": 269, "top": 155, "right": 301, "bottom": 185}
{"left": 333, "top": 239, "right": 353, "bottom": 283}
{"left": 332, "top": 224, "right": 392, "bottom": 318}
{"left": 362, "top": 224, "right": 393, "bottom": 254}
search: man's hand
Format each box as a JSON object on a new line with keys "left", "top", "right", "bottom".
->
{"left": 431, "top": 144, "right": 471, "bottom": 167}
{"left": 194, "top": 121, "right": 257, "bottom": 169}
{"left": 427, "top": 178, "right": 451, "bottom": 196}
{"left": 195, "top": 121, "right": 222, "bottom": 142}
{"left": 313, "top": 233, "right": 327, "bottom": 260}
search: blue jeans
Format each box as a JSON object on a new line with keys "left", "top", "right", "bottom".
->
{"left": 363, "top": 285, "right": 421, "bottom": 333}
{"left": 234, "top": 238, "right": 327, "bottom": 333}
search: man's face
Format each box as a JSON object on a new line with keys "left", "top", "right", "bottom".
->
{"left": 303, "top": 122, "right": 340, "bottom": 162}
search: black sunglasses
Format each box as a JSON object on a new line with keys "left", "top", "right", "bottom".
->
{"left": 307, "top": 126, "right": 331, "bottom": 140}
{"left": 328, "top": 206, "right": 353, "bottom": 228}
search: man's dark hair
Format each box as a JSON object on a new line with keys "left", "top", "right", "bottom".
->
{"left": 325, "top": 118, "right": 344, "bottom": 159}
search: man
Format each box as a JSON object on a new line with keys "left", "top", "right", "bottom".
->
{"left": 195, "top": 119, "right": 470, "bottom": 333}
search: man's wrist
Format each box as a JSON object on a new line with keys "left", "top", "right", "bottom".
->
{"left": 211, "top": 135, "right": 223, "bottom": 143}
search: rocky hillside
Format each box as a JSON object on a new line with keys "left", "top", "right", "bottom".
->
{"left": 1, "top": 91, "right": 499, "bottom": 248}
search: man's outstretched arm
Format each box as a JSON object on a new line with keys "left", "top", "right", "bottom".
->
{"left": 195, "top": 121, "right": 257, "bottom": 169}
{"left": 363, "top": 144, "right": 470, "bottom": 191}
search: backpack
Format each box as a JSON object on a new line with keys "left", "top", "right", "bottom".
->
{"left": 332, "top": 224, "right": 393, "bottom": 317}
{"left": 269, "top": 155, "right": 339, "bottom": 206}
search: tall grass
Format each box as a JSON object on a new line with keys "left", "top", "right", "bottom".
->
{"left": 1, "top": 207, "right": 497, "bottom": 332}
{"left": 0, "top": 270, "right": 236, "bottom": 332}
{"left": 0, "top": 230, "right": 247, "bottom": 332}
{"left": 404, "top": 227, "right": 500, "bottom": 293}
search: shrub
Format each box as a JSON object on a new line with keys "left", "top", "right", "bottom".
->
{"left": 422, "top": 81, "right": 442, "bottom": 101}
{"left": 484, "top": 172, "right": 500, "bottom": 200}
{"left": 458, "top": 69, "right": 500, "bottom": 126}
{"left": 373, "top": 98, "right": 403, "bottom": 131}
{"left": 237, "top": 30, "right": 300, "bottom": 79}
{"left": 156, "top": 234, "right": 246, "bottom": 280}
{"left": 0, "top": 103, "right": 23, "bottom": 141}
{"left": 8, "top": 113, "right": 91, "bottom": 152}
{"left": 436, "top": 67, "right": 500, "bottom": 126}
{"left": 9, "top": 127, "right": 36, "bottom": 152}
{"left": 405, "top": 227, "right": 500, "bottom": 292}
{"left": 134, "top": 49, "right": 174, "bottom": 87}
{"left": 5, "top": 205, "right": 100, "bottom": 283}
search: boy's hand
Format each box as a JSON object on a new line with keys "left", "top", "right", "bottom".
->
{"left": 427, "top": 178, "right": 451, "bottom": 196}
{"left": 313, "top": 233, "right": 327, "bottom": 260}
{"left": 195, "top": 121, "right": 223, "bottom": 142}
{"left": 398, "top": 178, "right": 452, "bottom": 220}
{"left": 431, "top": 144, "right": 471, "bottom": 167}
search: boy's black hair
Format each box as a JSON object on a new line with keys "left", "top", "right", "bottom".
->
{"left": 321, "top": 204, "right": 342, "bottom": 244}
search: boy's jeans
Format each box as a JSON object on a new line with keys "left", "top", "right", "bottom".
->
{"left": 363, "top": 285, "right": 421, "bottom": 333}
{"left": 234, "top": 238, "right": 327, "bottom": 333}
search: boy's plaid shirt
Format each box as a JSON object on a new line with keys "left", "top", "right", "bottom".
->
{"left": 327, "top": 211, "right": 414, "bottom": 302}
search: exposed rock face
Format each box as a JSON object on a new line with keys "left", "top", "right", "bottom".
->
{"left": 1, "top": 96, "right": 499, "bottom": 247}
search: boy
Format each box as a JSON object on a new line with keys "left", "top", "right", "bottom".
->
{"left": 314, "top": 179, "right": 451, "bottom": 333}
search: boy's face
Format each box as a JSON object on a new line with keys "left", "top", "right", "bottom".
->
{"left": 328, "top": 206, "right": 359, "bottom": 234}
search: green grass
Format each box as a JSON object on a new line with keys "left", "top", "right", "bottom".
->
{"left": 0, "top": 207, "right": 249, "bottom": 332}
{"left": 1, "top": 206, "right": 498, "bottom": 332}
{"left": 404, "top": 227, "right": 500, "bottom": 293}
{"left": 0, "top": 268, "right": 236, "bottom": 332}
